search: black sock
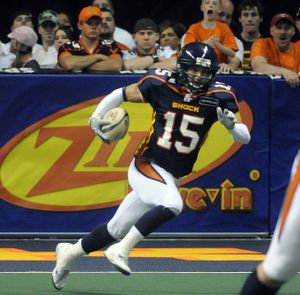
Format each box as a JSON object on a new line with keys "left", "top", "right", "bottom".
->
{"left": 135, "top": 205, "right": 176, "bottom": 236}
{"left": 81, "top": 223, "right": 115, "bottom": 254}
{"left": 240, "top": 269, "right": 280, "bottom": 295}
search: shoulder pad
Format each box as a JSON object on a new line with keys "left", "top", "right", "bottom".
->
{"left": 139, "top": 69, "right": 177, "bottom": 87}
{"left": 210, "top": 81, "right": 233, "bottom": 92}
{"left": 207, "top": 81, "right": 238, "bottom": 111}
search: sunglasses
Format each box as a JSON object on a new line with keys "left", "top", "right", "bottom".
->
{"left": 41, "top": 21, "right": 57, "bottom": 29}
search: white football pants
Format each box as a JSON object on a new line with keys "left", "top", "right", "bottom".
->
{"left": 107, "top": 158, "right": 183, "bottom": 239}
{"left": 263, "top": 151, "right": 300, "bottom": 281}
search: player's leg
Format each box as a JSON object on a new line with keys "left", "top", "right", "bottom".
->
{"left": 241, "top": 153, "right": 300, "bottom": 294}
{"left": 103, "top": 189, "right": 151, "bottom": 274}
{"left": 104, "top": 158, "right": 183, "bottom": 275}
{"left": 52, "top": 189, "right": 149, "bottom": 289}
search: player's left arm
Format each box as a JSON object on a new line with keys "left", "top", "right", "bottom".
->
{"left": 217, "top": 107, "right": 250, "bottom": 145}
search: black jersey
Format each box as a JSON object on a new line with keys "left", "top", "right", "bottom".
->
{"left": 136, "top": 69, "right": 239, "bottom": 178}
{"left": 58, "top": 38, "right": 122, "bottom": 60}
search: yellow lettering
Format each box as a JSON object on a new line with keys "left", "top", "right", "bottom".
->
{"left": 179, "top": 178, "right": 253, "bottom": 212}
{"left": 185, "top": 188, "right": 207, "bottom": 211}
{"left": 172, "top": 103, "right": 200, "bottom": 113}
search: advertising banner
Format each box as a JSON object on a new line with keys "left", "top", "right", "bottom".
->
{"left": 0, "top": 73, "right": 293, "bottom": 236}
{"left": 269, "top": 79, "right": 300, "bottom": 229}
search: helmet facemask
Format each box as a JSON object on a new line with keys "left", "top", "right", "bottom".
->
{"left": 177, "top": 57, "right": 218, "bottom": 94}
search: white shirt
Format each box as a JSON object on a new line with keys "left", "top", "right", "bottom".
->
{"left": 122, "top": 44, "right": 177, "bottom": 60}
{"left": 0, "top": 42, "right": 15, "bottom": 68}
{"left": 235, "top": 37, "right": 244, "bottom": 63}
{"left": 113, "top": 27, "right": 135, "bottom": 49}
{"left": 32, "top": 44, "right": 58, "bottom": 68}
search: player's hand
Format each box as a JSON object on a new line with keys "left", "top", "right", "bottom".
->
{"left": 89, "top": 114, "right": 110, "bottom": 143}
{"left": 216, "top": 107, "right": 237, "bottom": 130}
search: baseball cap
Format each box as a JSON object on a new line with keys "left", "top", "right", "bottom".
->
{"left": 38, "top": 9, "right": 58, "bottom": 25}
{"left": 78, "top": 6, "right": 102, "bottom": 22}
{"left": 11, "top": 9, "right": 32, "bottom": 23}
{"left": 134, "top": 18, "right": 158, "bottom": 33}
{"left": 8, "top": 26, "right": 38, "bottom": 47}
{"left": 271, "top": 13, "right": 294, "bottom": 26}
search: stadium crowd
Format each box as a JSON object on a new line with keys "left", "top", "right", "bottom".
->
{"left": 0, "top": 0, "right": 299, "bottom": 87}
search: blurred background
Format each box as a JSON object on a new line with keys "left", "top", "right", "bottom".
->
{"left": 0, "top": 0, "right": 299, "bottom": 42}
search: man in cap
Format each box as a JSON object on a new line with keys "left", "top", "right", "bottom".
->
{"left": 58, "top": 6, "right": 122, "bottom": 72}
{"left": 122, "top": 18, "right": 177, "bottom": 71}
{"left": 8, "top": 25, "right": 40, "bottom": 72}
{"left": 251, "top": 13, "right": 300, "bottom": 88}
{"left": 32, "top": 9, "right": 59, "bottom": 68}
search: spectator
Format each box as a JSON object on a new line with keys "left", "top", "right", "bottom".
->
{"left": 8, "top": 26, "right": 40, "bottom": 72}
{"left": 100, "top": 7, "right": 129, "bottom": 50}
{"left": 10, "top": 9, "right": 34, "bottom": 31}
{"left": 183, "top": 0, "right": 238, "bottom": 64}
{"left": 251, "top": 13, "right": 300, "bottom": 88}
{"left": 218, "top": 0, "right": 244, "bottom": 72}
{"left": 33, "top": 9, "right": 59, "bottom": 68}
{"left": 295, "top": 7, "right": 300, "bottom": 37}
{"left": 57, "top": 12, "right": 74, "bottom": 32}
{"left": 158, "top": 19, "right": 186, "bottom": 52}
{"left": 54, "top": 27, "right": 73, "bottom": 51}
{"left": 122, "top": 18, "right": 177, "bottom": 71}
{"left": 238, "top": 0, "right": 264, "bottom": 71}
{"left": 0, "top": 41, "right": 13, "bottom": 68}
{"left": 0, "top": 9, "right": 35, "bottom": 68}
{"left": 58, "top": 6, "right": 122, "bottom": 72}
{"left": 92, "top": 0, "right": 135, "bottom": 49}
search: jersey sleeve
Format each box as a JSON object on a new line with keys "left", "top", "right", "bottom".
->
{"left": 219, "top": 89, "right": 239, "bottom": 113}
{"left": 137, "top": 69, "right": 171, "bottom": 105}
{"left": 210, "top": 83, "right": 239, "bottom": 113}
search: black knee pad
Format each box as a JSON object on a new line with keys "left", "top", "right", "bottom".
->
{"left": 135, "top": 206, "right": 176, "bottom": 236}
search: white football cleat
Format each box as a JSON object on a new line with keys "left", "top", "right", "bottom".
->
{"left": 51, "top": 243, "right": 72, "bottom": 290}
{"left": 104, "top": 243, "right": 131, "bottom": 275}
{"left": 52, "top": 267, "right": 70, "bottom": 290}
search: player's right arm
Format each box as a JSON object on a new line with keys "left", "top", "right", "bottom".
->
{"left": 92, "top": 83, "right": 143, "bottom": 118}
{"left": 89, "top": 83, "right": 142, "bottom": 142}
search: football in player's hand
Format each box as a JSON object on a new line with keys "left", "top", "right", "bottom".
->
{"left": 101, "top": 107, "right": 129, "bottom": 144}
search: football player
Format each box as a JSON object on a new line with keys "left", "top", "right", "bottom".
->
{"left": 52, "top": 42, "right": 251, "bottom": 290}
{"left": 240, "top": 150, "right": 300, "bottom": 294}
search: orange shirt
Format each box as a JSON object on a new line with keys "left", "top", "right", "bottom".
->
{"left": 183, "top": 21, "right": 238, "bottom": 63}
{"left": 251, "top": 38, "right": 300, "bottom": 72}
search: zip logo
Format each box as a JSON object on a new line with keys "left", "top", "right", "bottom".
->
{"left": 0, "top": 98, "right": 252, "bottom": 211}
